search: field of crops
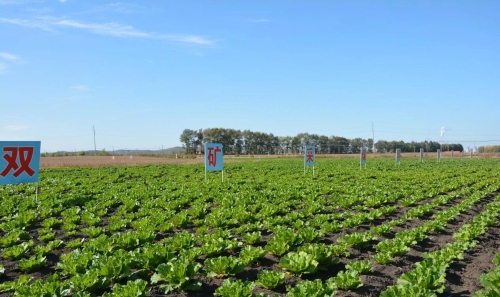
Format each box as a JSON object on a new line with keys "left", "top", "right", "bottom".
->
{"left": 1, "top": 158, "right": 500, "bottom": 297}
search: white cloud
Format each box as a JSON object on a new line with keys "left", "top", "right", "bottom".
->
{"left": 171, "top": 35, "right": 214, "bottom": 45}
{"left": 70, "top": 85, "right": 88, "bottom": 91}
{"left": 0, "top": 17, "right": 52, "bottom": 30}
{"left": 94, "top": 2, "right": 144, "bottom": 14}
{"left": 0, "top": 0, "right": 40, "bottom": 5}
{"left": 55, "top": 20, "right": 216, "bottom": 45}
{"left": 251, "top": 19, "right": 271, "bottom": 23}
{"left": 0, "top": 17, "right": 216, "bottom": 45}
{"left": 3, "top": 125, "right": 28, "bottom": 131}
{"left": 56, "top": 20, "right": 152, "bottom": 38}
{"left": 0, "top": 52, "right": 22, "bottom": 62}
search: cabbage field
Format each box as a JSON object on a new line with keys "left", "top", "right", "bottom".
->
{"left": 1, "top": 158, "right": 500, "bottom": 297}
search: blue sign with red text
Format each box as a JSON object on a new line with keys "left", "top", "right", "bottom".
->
{"left": 0, "top": 141, "right": 41, "bottom": 185}
{"left": 304, "top": 145, "right": 315, "bottom": 166}
{"left": 205, "top": 143, "right": 223, "bottom": 171}
{"left": 360, "top": 147, "right": 367, "bottom": 165}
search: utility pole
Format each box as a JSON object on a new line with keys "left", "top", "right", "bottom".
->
{"left": 93, "top": 126, "right": 97, "bottom": 155}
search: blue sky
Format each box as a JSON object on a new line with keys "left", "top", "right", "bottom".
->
{"left": 0, "top": 0, "right": 498, "bottom": 152}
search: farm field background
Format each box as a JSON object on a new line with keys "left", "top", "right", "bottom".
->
{"left": 1, "top": 158, "right": 500, "bottom": 296}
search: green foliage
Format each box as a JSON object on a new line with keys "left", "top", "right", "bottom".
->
{"left": 279, "top": 251, "right": 318, "bottom": 276}
{"left": 201, "top": 237, "right": 241, "bottom": 257}
{"left": 214, "top": 279, "right": 255, "bottom": 297}
{"left": 330, "top": 244, "right": 350, "bottom": 257}
{"left": 2, "top": 158, "right": 500, "bottom": 297}
{"left": 239, "top": 245, "right": 267, "bottom": 265}
{"left": 41, "top": 217, "right": 63, "bottom": 228}
{"left": 14, "top": 274, "right": 71, "bottom": 297}
{"left": 65, "top": 238, "right": 85, "bottom": 249}
{"left": 370, "top": 224, "right": 393, "bottom": 236}
{"left": 286, "top": 279, "right": 336, "bottom": 297}
{"left": 397, "top": 259, "right": 447, "bottom": 293}
{"left": 337, "top": 232, "right": 377, "bottom": 248}
{"left": 95, "top": 250, "right": 133, "bottom": 281}
{"left": 297, "top": 227, "right": 322, "bottom": 243}
{"left": 372, "top": 252, "right": 394, "bottom": 264}
{"left": 381, "top": 285, "right": 438, "bottom": 297}
{"left": 39, "top": 229, "right": 56, "bottom": 242}
{"left": 375, "top": 239, "right": 411, "bottom": 257}
{"left": 18, "top": 255, "right": 46, "bottom": 272}
{"left": 167, "top": 230, "right": 196, "bottom": 251}
{"left": 0, "top": 230, "right": 31, "bottom": 248}
{"left": 150, "top": 257, "right": 201, "bottom": 293}
{"left": 204, "top": 256, "right": 246, "bottom": 278}
{"left": 474, "top": 269, "right": 500, "bottom": 296}
{"left": 297, "top": 243, "right": 337, "bottom": 269}
{"left": 82, "top": 226, "right": 104, "bottom": 238}
{"left": 2, "top": 240, "right": 33, "bottom": 260}
{"left": 0, "top": 275, "right": 32, "bottom": 294}
{"left": 265, "top": 237, "right": 291, "bottom": 256}
{"left": 102, "top": 279, "right": 149, "bottom": 297}
{"left": 346, "top": 260, "right": 372, "bottom": 274}
{"left": 70, "top": 270, "right": 110, "bottom": 293}
{"left": 133, "top": 243, "right": 176, "bottom": 271}
{"left": 57, "top": 249, "right": 93, "bottom": 276}
{"left": 330, "top": 270, "right": 363, "bottom": 290}
{"left": 242, "top": 231, "right": 262, "bottom": 245}
{"left": 257, "top": 270, "right": 286, "bottom": 289}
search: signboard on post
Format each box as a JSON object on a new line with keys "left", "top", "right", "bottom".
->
{"left": 420, "top": 148, "right": 424, "bottom": 162}
{"left": 0, "top": 141, "right": 41, "bottom": 202}
{"left": 205, "top": 143, "right": 223, "bottom": 181}
{"left": 437, "top": 149, "right": 441, "bottom": 162}
{"left": 304, "top": 145, "right": 315, "bottom": 176}
{"left": 0, "top": 141, "right": 41, "bottom": 185}
{"left": 395, "top": 148, "right": 401, "bottom": 164}
{"left": 360, "top": 147, "right": 367, "bottom": 168}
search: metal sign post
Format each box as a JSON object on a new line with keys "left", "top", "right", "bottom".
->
{"left": 304, "top": 145, "right": 315, "bottom": 176}
{"left": 0, "top": 141, "right": 41, "bottom": 202}
{"left": 360, "top": 147, "right": 367, "bottom": 169}
{"left": 205, "top": 143, "right": 223, "bottom": 182}
{"left": 395, "top": 148, "right": 401, "bottom": 165}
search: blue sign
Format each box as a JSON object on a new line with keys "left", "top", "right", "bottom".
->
{"left": 304, "top": 145, "right": 315, "bottom": 166}
{"left": 0, "top": 141, "right": 41, "bottom": 185}
{"left": 205, "top": 143, "right": 223, "bottom": 171}
{"left": 396, "top": 148, "right": 401, "bottom": 163}
{"left": 360, "top": 147, "right": 367, "bottom": 165}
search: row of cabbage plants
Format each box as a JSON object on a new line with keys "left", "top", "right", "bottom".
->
{"left": 0, "top": 158, "right": 499, "bottom": 296}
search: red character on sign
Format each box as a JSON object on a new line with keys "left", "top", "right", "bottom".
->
{"left": 361, "top": 149, "right": 367, "bottom": 161}
{"left": 306, "top": 148, "right": 314, "bottom": 163}
{"left": 0, "top": 147, "right": 35, "bottom": 177}
{"left": 207, "top": 146, "right": 221, "bottom": 167}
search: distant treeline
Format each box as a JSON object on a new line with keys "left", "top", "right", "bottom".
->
{"left": 478, "top": 145, "right": 500, "bottom": 153}
{"left": 180, "top": 128, "right": 464, "bottom": 155}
